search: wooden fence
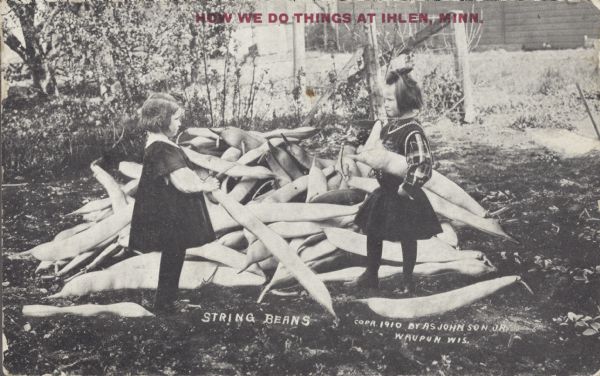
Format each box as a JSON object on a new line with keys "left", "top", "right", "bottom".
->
{"left": 333, "top": 1, "right": 600, "bottom": 51}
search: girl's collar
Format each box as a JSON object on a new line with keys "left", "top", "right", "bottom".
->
{"left": 384, "top": 111, "right": 420, "bottom": 135}
{"left": 145, "top": 132, "right": 179, "bottom": 149}
{"left": 386, "top": 109, "right": 419, "bottom": 121}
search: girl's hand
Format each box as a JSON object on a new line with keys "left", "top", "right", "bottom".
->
{"left": 398, "top": 184, "right": 415, "bottom": 200}
{"left": 202, "top": 176, "right": 220, "bottom": 192}
{"left": 347, "top": 146, "right": 388, "bottom": 169}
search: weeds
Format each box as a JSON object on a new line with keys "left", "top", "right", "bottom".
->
{"left": 554, "top": 310, "right": 600, "bottom": 338}
{"left": 537, "top": 67, "right": 566, "bottom": 96}
{"left": 509, "top": 114, "right": 574, "bottom": 132}
{"left": 421, "top": 66, "right": 464, "bottom": 122}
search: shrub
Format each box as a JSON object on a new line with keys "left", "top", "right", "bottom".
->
{"left": 420, "top": 67, "right": 464, "bottom": 122}
{"left": 1, "top": 98, "right": 145, "bottom": 180}
{"left": 335, "top": 74, "right": 370, "bottom": 121}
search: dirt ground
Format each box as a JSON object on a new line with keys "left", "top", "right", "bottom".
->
{"left": 3, "top": 49, "right": 600, "bottom": 375}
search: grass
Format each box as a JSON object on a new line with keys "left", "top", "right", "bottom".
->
{"left": 3, "top": 48, "right": 600, "bottom": 375}
{"left": 3, "top": 130, "right": 600, "bottom": 375}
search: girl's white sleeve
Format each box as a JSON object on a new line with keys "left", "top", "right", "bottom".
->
{"left": 169, "top": 168, "right": 206, "bottom": 193}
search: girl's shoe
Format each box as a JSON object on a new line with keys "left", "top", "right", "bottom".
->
{"left": 153, "top": 300, "right": 187, "bottom": 315}
{"left": 344, "top": 271, "right": 379, "bottom": 289}
{"left": 401, "top": 279, "right": 415, "bottom": 296}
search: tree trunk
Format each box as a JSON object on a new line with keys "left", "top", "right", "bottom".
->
{"left": 5, "top": 0, "right": 53, "bottom": 94}
{"left": 29, "top": 57, "right": 46, "bottom": 92}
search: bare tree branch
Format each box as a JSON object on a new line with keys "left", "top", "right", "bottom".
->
{"left": 4, "top": 31, "right": 28, "bottom": 62}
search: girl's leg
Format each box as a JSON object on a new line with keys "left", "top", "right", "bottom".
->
{"left": 366, "top": 234, "right": 383, "bottom": 278}
{"left": 154, "top": 245, "right": 186, "bottom": 312}
{"left": 345, "top": 234, "right": 381, "bottom": 288}
{"left": 400, "top": 239, "right": 417, "bottom": 293}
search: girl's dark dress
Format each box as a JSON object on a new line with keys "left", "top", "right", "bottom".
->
{"left": 129, "top": 141, "right": 215, "bottom": 310}
{"left": 355, "top": 118, "right": 442, "bottom": 242}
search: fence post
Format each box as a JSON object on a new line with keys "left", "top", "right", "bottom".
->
{"left": 501, "top": 2, "right": 506, "bottom": 45}
{"left": 332, "top": 1, "right": 340, "bottom": 51}
{"left": 292, "top": 1, "right": 307, "bottom": 106}
{"left": 323, "top": 3, "right": 329, "bottom": 50}
{"left": 596, "top": 39, "right": 600, "bottom": 73}
{"left": 364, "top": 16, "right": 387, "bottom": 122}
{"left": 452, "top": 10, "right": 476, "bottom": 123}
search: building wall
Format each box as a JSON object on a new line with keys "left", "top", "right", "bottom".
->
{"left": 243, "top": 1, "right": 600, "bottom": 53}
{"left": 336, "top": 1, "right": 600, "bottom": 51}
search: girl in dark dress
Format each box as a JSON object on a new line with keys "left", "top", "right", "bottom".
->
{"left": 348, "top": 67, "right": 442, "bottom": 293}
{"left": 129, "top": 94, "right": 219, "bottom": 313}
